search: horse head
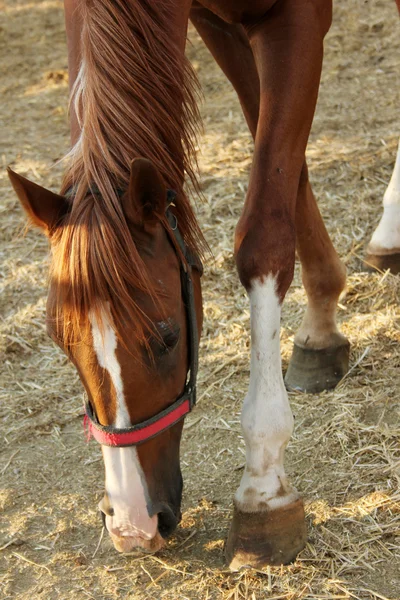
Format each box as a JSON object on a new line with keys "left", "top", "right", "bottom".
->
{"left": 8, "top": 158, "right": 203, "bottom": 553}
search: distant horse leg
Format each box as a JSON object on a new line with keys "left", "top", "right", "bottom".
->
{"left": 285, "top": 162, "right": 349, "bottom": 392}
{"left": 365, "top": 2, "right": 400, "bottom": 272}
{"left": 365, "top": 139, "right": 400, "bottom": 274}
{"left": 189, "top": 3, "right": 259, "bottom": 136}
{"left": 226, "top": 1, "right": 332, "bottom": 569}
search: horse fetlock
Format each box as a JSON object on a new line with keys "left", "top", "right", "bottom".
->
{"left": 235, "top": 464, "right": 298, "bottom": 513}
{"left": 367, "top": 205, "right": 400, "bottom": 255}
{"left": 302, "top": 255, "right": 346, "bottom": 306}
{"left": 364, "top": 251, "right": 400, "bottom": 275}
{"left": 225, "top": 498, "right": 307, "bottom": 570}
{"left": 365, "top": 206, "right": 400, "bottom": 273}
{"left": 294, "top": 303, "right": 348, "bottom": 350}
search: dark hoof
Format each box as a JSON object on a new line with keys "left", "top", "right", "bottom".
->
{"left": 225, "top": 498, "right": 307, "bottom": 570}
{"left": 363, "top": 252, "right": 400, "bottom": 275}
{"left": 285, "top": 341, "right": 350, "bottom": 394}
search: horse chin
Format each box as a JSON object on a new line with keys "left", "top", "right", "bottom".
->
{"left": 110, "top": 530, "right": 165, "bottom": 554}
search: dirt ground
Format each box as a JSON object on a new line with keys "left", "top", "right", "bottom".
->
{"left": 1, "top": 0, "right": 400, "bottom": 598}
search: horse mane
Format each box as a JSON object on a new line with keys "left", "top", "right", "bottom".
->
{"left": 55, "top": 0, "right": 205, "bottom": 345}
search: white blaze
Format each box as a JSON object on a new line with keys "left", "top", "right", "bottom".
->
{"left": 235, "top": 276, "right": 298, "bottom": 512}
{"left": 369, "top": 139, "right": 400, "bottom": 253}
{"left": 90, "top": 308, "right": 130, "bottom": 429}
{"left": 89, "top": 309, "right": 158, "bottom": 542}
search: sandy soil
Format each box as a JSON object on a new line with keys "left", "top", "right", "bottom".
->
{"left": 1, "top": 1, "right": 399, "bottom": 599}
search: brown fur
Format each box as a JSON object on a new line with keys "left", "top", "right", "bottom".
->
{"left": 53, "top": 0, "right": 205, "bottom": 345}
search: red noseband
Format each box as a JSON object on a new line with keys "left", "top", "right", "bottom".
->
{"left": 85, "top": 397, "right": 192, "bottom": 447}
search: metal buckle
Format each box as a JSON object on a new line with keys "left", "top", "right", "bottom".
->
{"left": 168, "top": 212, "right": 178, "bottom": 231}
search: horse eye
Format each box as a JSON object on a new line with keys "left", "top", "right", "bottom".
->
{"left": 153, "top": 320, "right": 180, "bottom": 356}
{"left": 153, "top": 319, "right": 180, "bottom": 355}
{"left": 162, "top": 329, "right": 180, "bottom": 349}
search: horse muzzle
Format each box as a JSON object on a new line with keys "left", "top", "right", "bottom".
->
{"left": 99, "top": 496, "right": 180, "bottom": 553}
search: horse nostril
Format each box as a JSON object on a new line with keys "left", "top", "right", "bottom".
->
{"left": 99, "top": 504, "right": 114, "bottom": 528}
{"left": 100, "top": 509, "right": 107, "bottom": 528}
{"left": 99, "top": 495, "right": 114, "bottom": 522}
{"left": 157, "top": 505, "right": 178, "bottom": 538}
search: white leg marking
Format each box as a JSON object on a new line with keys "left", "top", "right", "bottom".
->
{"left": 235, "top": 276, "right": 298, "bottom": 512}
{"left": 369, "top": 139, "right": 400, "bottom": 253}
{"left": 90, "top": 309, "right": 158, "bottom": 544}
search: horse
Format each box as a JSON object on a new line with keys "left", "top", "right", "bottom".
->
{"left": 9, "top": 0, "right": 373, "bottom": 570}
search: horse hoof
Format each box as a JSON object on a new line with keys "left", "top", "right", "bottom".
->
{"left": 225, "top": 499, "right": 307, "bottom": 570}
{"left": 285, "top": 341, "right": 350, "bottom": 394}
{"left": 363, "top": 252, "right": 400, "bottom": 275}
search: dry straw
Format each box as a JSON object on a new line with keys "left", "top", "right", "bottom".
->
{"left": 1, "top": 0, "right": 399, "bottom": 599}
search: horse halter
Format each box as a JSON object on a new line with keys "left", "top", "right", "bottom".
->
{"left": 82, "top": 189, "right": 202, "bottom": 447}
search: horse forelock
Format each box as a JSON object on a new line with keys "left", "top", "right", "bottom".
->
{"left": 50, "top": 192, "right": 161, "bottom": 348}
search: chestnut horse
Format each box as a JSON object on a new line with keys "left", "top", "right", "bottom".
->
{"left": 9, "top": 0, "right": 357, "bottom": 569}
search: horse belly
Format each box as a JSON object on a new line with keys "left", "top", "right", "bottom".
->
{"left": 196, "top": 0, "right": 278, "bottom": 24}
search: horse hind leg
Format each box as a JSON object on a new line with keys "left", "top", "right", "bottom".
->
{"left": 364, "top": 138, "right": 400, "bottom": 274}
{"left": 285, "top": 163, "right": 350, "bottom": 393}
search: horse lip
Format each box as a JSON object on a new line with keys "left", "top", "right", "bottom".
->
{"left": 106, "top": 520, "right": 156, "bottom": 541}
{"left": 110, "top": 530, "right": 165, "bottom": 553}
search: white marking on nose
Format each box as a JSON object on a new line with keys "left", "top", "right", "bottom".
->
{"left": 89, "top": 308, "right": 158, "bottom": 543}
{"left": 101, "top": 446, "right": 157, "bottom": 541}
{"left": 369, "top": 139, "right": 400, "bottom": 252}
{"left": 235, "top": 275, "right": 298, "bottom": 512}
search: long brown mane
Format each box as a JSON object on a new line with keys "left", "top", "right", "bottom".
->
{"left": 54, "top": 0, "right": 204, "bottom": 344}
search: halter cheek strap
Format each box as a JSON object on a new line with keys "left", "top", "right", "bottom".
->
{"left": 84, "top": 195, "right": 201, "bottom": 447}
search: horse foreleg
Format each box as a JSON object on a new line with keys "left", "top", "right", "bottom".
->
{"left": 285, "top": 162, "right": 350, "bottom": 393}
{"left": 365, "top": 139, "right": 400, "bottom": 274}
{"left": 227, "top": 0, "right": 333, "bottom": 569}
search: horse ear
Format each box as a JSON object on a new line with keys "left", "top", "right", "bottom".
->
{"left": 8, "top": 168, "right": 69, "bottom": 235}
{"left": 124, "top": 158, "right": 166, "bottom": 229}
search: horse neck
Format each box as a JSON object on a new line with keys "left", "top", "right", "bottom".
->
{"left": 62, "top": 0, "right": 198, "bottom": 200}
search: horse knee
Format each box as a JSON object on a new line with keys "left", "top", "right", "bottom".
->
{"left": 235, "top": 214, "right": 296, "bottom": 301}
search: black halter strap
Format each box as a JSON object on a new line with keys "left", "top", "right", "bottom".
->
{"left": 165, "top": 206, "right": 199, "bottom": 407}
{"left": 80, "top": 188, "right": 202, "bottom": 447}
